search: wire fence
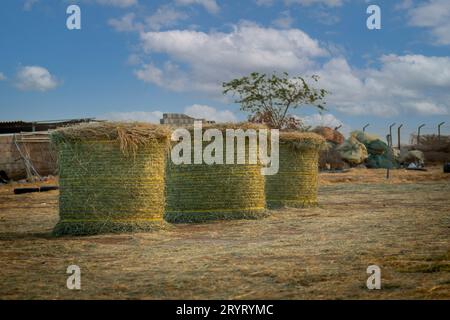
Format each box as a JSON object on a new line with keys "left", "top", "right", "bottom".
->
{"left": 349, "top": 122, "right": 450, "bottom": 147}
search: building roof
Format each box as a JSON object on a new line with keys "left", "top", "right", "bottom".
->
{"left": 0, "top": 118, "right": 101, "bottom": 134}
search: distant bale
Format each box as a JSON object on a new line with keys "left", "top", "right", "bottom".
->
{"left": 413, "top": 134, "right": 450, "bottom": 164}
{"left": 367, "top": 139, "right": 389, "bottom": 155}
{"left": 165, "top": 123, "right": 267, "bottom": 223}
{"left": 337, "top": 137, "right": 368, "bottom": 165}
{"left": 351, "top": 131, "right": 379, "bottom": 146}
{"left": 313, "top": 126, "right": 346, "bottom": 170}
{"left": 51, "top": 122, "right": 171, "bottom": 236}
{"left": 266, "top": 132, "right": 326, "bottom": 208}
{"left": 351, "top": 131, "right": 398, "bottom": 168}
{"left": 313, "top": 126, "right": 344, "bottom": 145}
{"left": 318, "top": 142, "right": 347, "bottom": 170}
{"left": 398, "top": 149, "right": 424, "bottom": 165}
{"left": 366, "top": 154, "right": 397, "bottom": 169}
{"left": 423, "top": 151, "right": 450, "bottom": 163}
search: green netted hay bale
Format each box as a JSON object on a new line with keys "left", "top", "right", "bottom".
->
{"left": 337, "top": 137, "right": 368, "bottom": 165}
{"left": 266, "top": 132, "right": 326, "bottom": 208}
{"left": 366, "top": 154, "right": 398, "bottom": 169}
{"left": 51, "top": 122, "right": 171, "bottom": 236}
{"left": 351, "top": 130, "right": 379, "bottom": 146}
{"left": 165, "top": 123, "right": 268, "bottom": 223}
{"left": 367, "top": 139, "right": 389, "bottom": 155}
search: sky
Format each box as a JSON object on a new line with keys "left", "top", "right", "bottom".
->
{"left": 0, "top": 0, "right": 449, "bottom": 141}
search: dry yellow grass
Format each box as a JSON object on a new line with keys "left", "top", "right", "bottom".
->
{"left": 51, "top": 121, "right": 171, "bottom": 156}
{"left": 0, "top": 168, "right": 449, "bottom": 299}
{"left": 320, "top": 165, "right": 450, "bottom": 185}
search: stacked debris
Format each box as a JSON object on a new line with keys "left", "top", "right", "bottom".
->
{"left": 353, "top": 131, "right": 398, "bottom": 169}
{"left": 315, "top": 128, "right": 430, "bottom": 170}
{"left": 334, "top": 131, "right": 397, "bottom": 169}
{"left": 398, "top": 149, "right": 425, "bottom": 168}
{"left": 336, "top": 136, "right": 368, "bottom": 166}
{"left": 412, "top": 134, "right": 450, "bottom": 164}
{"left": 313, "top": 127, "right": 346, "bottom": 170}
{"left": 313, "top": 126, "right": 344, "bottom": 145}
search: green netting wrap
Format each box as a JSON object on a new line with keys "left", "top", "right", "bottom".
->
{"left": 165, "top": 123, "right": 268, "bottom": 223}
{"left": 51, "top": 122, "right": 171, "bottom": 236}
{"left": 265, "top": 132, "right": 325, "bottom": 209}
{"left": 366, "top": 153, "right": 398, "bottom": 169}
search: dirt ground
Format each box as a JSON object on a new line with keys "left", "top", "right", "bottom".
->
{"left": 319, "top": 165, "right": 450, "bottom": 185}
{"left": 0, "top": 167, "right": 449, "bottom": 299}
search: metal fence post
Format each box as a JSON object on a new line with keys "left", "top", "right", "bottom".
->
{"left": 386, "top": 134, "right": 391, "bottom": 179}
{"left": 438, "top": 122, "right": 445, "bottom": 140}
{"left": 397, "top": 124, "right": 403, "bottom": 149}
{"left": 417, "top": 124, "right": 425, "bottom": 145}
{"left": 389, "top": 123, "right": 396, "bottom": 147}
{"left": 363, "top": 123, "right": 370, "bottom": 132}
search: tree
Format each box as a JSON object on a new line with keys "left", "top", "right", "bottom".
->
{"left": 222, "top": 72, "right": 328, "bottom": 129}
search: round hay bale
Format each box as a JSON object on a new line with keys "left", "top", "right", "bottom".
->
{"left": 266, "top": 132, "right": 326, "bottom": 208}
{"left": 51, "top": 122, "right": 171, "bottom": 236}
{"left": 165, "top": 123, "right": 267, "bottom": 223}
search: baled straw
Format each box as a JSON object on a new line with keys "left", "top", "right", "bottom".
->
{"left": 165, "top": 122, "right": 268, "bottom": 223}
{"left": 265, "top": 131, "right": 326, "bottom": 208}
{"left": 51, "top": 122, "right": 171, "bottom": 235}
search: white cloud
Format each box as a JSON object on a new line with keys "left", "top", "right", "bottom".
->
{"left": 134, "top": 64, "right": 164, "bottom": 86}
{"left": 175, "top": 0, "right": 220, "bottom": 14}
{"left": 126, "top": 53, "right": 142, "bottom": 65}
{"left": 272, "top": 11, "right": 294, "bottom": 29}
{"left": 285, "top": 0, "right": 345, "bottom": 7}
{"left": 409, "top": 101, "right": 448, "bottom": 115}
{"left": 256, "top": 0, "right": 345, "bottom": 7}
{"left": 23, "top": 0, "right": 38, "bottom": 11}
{"left": 303, "top": 113, "right": 343, "bottom": 128}
{"left": 302, "top": 113, "right": 350, "bottom": 136}
{"left": 184, "top": 104, "right": 237, "bottom": 122}
{"left": 102, "top": 111, "right": 163, "bottom": 123}
{"left": 15, "top": 66, "right": 59, "bottom": 92}
{"left": 131, "top": 22, "right": 449, "bottom": 118}
{"left": 146, "top": 6, "right": 189, "bottom": 31}
{"left": 94, "top": 0, "right": 137, "bottom": 7}
{"left": 0, "top": 72, "right": 6, "bottom": 81}
{"left": 109, "top": 6, "right": 188, "bottom": 33}
{"left": 108, "top": 13, "right": 140, "bottom": 32}
{"left": 313, "top": 9, "right": 341, "bottom": 25}
{"left": 134, "top": 62, "right": 190, "bottom": 92}
{"left": 315, "top": 55, "right": 450, "bottom": 116}
{"left": 395, "top": 0, "right": 414, "bottom": 10}
{"left": 408, "top": 0, "right": 450, "bottom": 45}
{"left": 136, "top": 23, "right": 327, "bottom": 93}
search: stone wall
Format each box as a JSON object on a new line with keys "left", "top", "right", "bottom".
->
{"left": 0, "top": 133, "right": 57, "bottom": 180}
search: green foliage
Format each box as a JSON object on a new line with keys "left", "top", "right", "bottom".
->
{"left": 223, "top": 72, "right": 328, "bottom": 129}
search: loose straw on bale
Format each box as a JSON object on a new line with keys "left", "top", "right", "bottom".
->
{"left": 51, "top": 122, "right": 171, "bottom": 235}
{"left": 165, "top": 123, "right": 268, "bottom": 223}
{"left": 265, "top": 131, "right": 326, "bottom": 208}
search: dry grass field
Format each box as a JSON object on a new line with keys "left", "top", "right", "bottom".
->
{"left": 0, "top": 167, "right": 449, "bottom": 299}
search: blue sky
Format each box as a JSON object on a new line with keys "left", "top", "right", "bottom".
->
{"left": 0, "top": 0, "right": 449, "bottom": 140}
